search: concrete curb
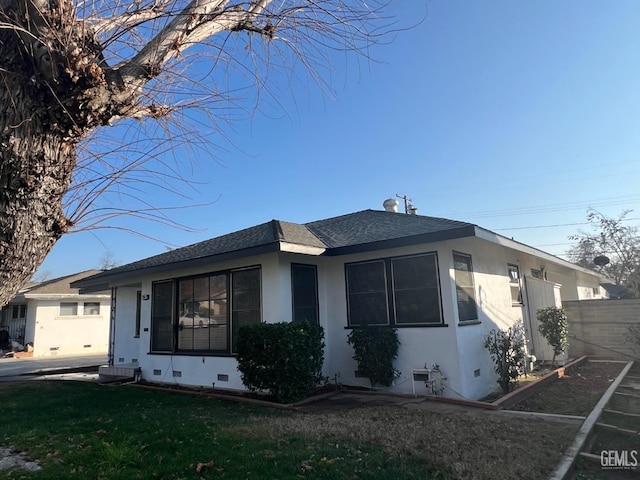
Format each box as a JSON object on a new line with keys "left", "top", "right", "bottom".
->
{"left": 129, "top": 382, "right": 342, "bottom": 410}
{"left": 548, "top": 360, "right": 634, "bottom": 480}
{"left": 493, "top": 356, "right": 588, "bottom": 409}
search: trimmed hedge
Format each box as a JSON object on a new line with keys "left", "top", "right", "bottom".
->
{"left": 347, "top": 326, "right": 400, "bottom": 387}
{"left": 236, "top": 321, "right": 325, "bottom": 403}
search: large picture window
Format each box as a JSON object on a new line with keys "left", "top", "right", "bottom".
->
{"left": 346, "top": 253, "right": 443, "bottom": 327}
{"left": 151, "top": 267, "right": 261, "bottom": 354}
{"left": 453, "top": 252, "right": 478, "bottom": 322}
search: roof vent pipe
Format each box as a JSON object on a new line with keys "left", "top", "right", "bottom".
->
{"left": 408, "top": 204, "right": 418, "bottom": 215}
{"left": 383, "top": 198, "right": 399, "bottom": 213}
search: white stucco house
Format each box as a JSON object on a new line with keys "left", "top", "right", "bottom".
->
{"left": 73, "top": 205, "right": 605, "bottom": 400}
{"left": 0, "top": 270, "right": 111, "bottom": 357}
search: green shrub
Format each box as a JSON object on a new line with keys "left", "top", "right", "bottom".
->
{"left": 536, "top": 306, "right": 568, "bottom": 366}
{"left": 484, "top": 324, "right": 525, "bottom": 394}
{"left": 347, "top": 326, "right": 400, "bottom": 387}
{"left": 236, "top": 321, "right": 325, "bottom": 403}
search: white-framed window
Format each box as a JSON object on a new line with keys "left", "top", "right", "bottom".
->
{"left": 60, "top": 302, "right": 78, "bottom": 316}
{"left": 508, "top": 264, "right": 523, "bottom": 305}
{"left": 84, "top": 302, "right": 100, "bottom": 315}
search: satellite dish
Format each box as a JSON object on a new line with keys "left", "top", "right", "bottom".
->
{"left": 593, "top": 255, "right": 610, "bottom": 266}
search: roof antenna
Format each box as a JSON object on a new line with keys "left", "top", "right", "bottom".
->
{"left": 396, "top": 194, "right": 418, "bottom": 215}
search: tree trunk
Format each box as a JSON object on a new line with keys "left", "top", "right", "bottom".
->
{"left": 0, "top": 0, "right": 302, "bottom": 305}
{"left": 0, "top": 133, "right": 76, "bottom": 306}
{"left": 0, "top": 0, "right": 107, "bottom": 305}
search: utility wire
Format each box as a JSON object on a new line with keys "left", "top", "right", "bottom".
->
{"left": 492, "top": 216, "right": 640, "bottom": 232}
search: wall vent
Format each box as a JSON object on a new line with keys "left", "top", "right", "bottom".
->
{"left": 172, "top": 370, "right": 182, "bottom": 378}
{"left": 217, "top": 374, "right": 229, "bottom": 382}
{"left": 354, "top": 370, "right": 366, "bottom": 378}
{"left": 474, "top": 369, "right": 481, "bottom": 378}
{"left": 118, "top": 357, "right": 125, "bottom": 363}
{"left": 49, "top": 347, "right": 59, "bottom": 351}
{"left": 132, "top": 358, "right": 138, "bottom": 363}
{"left": 153, "top": 369, "right": 162, "bottom": 376}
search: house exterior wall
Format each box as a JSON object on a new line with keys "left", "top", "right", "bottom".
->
{"left": 111, "top": 253, "right": 292, "bottom": 391}
{"left": 108, "top": 238, "right": 604, "bottom": 400}
{"left": 30, "top": 297, "right": 110, "bottom": 356}
{"left": 318, "top": 244, "right": 463, "bottom": 397}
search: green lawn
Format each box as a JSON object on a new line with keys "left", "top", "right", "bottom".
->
{"left": 0, "top": 381, "right": 442, "bottom": 479}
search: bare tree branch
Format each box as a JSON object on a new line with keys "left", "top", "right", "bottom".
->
{"left": 0, "top": 0, "right": 401, "bottom": 305}
{"left": 117, "top": 0, "right": 269, "bottom": 84}
{"left": 91, "top": 1, "right": 169, "bottom": 36}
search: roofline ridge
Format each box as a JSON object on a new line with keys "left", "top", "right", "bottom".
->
{"left": 271, "top": 219, "right": 285, "bottom": 241}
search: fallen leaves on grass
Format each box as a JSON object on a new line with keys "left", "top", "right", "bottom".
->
{"left": 195, "top": 460, "right": 214, "bottom": 473}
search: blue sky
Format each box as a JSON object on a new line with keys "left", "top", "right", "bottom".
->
{"left": 37, "top": 1, "right": 640, "bottom": 279}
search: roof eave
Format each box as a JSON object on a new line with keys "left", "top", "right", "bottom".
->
{"left": 474, "top": 226, "right": 609, "bottom": 280}
{"left": 23, "top": 293, "right": 110, "bottom": 300}
{"left": 278, "top": 242, "right": 326, "bottom": 256}
{"left": 72, "top": 242, "right": 283, "bottom": 289}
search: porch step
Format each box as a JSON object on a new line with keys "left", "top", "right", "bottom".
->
{"left": 99, "top": 364, "right": 140, "bottom": 380}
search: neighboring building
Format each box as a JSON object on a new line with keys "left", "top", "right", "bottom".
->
{"left": 73, "top": 205, "right": 605, "bottom": 400}
{"left": 1, "top": 270, "right": 111, "bottom": 357}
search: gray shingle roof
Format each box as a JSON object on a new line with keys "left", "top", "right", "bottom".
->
{"left": 73, "top": 210, "right": 476, "bottom": 287}
{"left": 307, "top": 210, "right": 472, "bottom": 248}
{"left": 18, "top": 270, "right": 104, "bottom": 296}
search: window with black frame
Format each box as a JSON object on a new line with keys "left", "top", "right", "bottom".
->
{"left": 346, "top": 260, "right": 389, "bottom": 326}
{"left": 291, "top": 264, "right": 319, "bottom": 324}
{"left": 346, "top": 253, "right": 443, "bottom": 327}
{"left": 150, "top": 267, "right": 261, "bottom": 354}
{"left": 151, "top": 280, "right": 173, "bottom": 352}
{"left": 453, "top": 252, "right": 478, "bottom": 322}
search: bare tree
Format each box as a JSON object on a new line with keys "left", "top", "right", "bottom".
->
{"left": 30, "top": 269, "right": 52, "bottom": 283}
{"left": 98, "top": 250, "right": 119, "bottom": 269}
{"left": 568, "top": 210, "right": 640, "bottom": 298}
{"left": 0, "top": 0, "right": 396, "bottom": 306}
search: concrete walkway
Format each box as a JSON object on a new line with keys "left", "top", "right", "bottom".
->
{"left": 0, "top": 353, "right": 106, "bottom": 380}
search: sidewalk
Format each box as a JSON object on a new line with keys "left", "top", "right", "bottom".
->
{"left": 0, "top": 353, "right": 106, "bottom": 379}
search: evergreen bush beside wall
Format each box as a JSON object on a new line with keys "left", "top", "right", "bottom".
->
{"left": 347, "top": 326, "right": 400, "bottom": 387}
{"left": 236, "top": 321, "right": 325, "bottom": 403}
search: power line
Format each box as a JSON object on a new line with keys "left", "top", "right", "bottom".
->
{"left": 437, "top": 194, "right": 640, "bottom": 219}
{"left": 492, "top": 216, "right": 640, "bottom": 232}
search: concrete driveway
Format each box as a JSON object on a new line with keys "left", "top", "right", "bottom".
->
{"left": 0, "top": 353, "right": 107, "bottom": 379}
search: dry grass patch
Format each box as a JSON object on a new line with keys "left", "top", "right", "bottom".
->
{"left": 254, "top": 406, "right": 578, "bottom": 480}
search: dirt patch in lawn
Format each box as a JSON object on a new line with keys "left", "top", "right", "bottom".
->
{"left": 509, "top": 361, "right": 625, "bottom": 416}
